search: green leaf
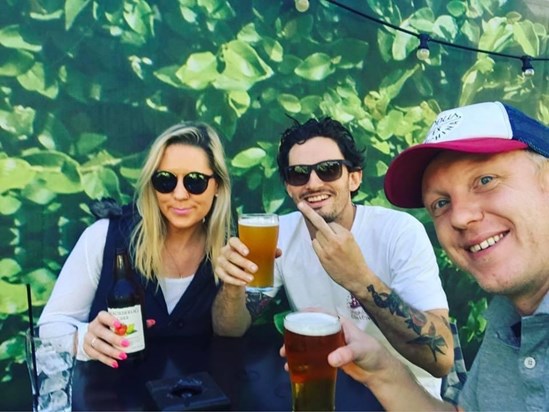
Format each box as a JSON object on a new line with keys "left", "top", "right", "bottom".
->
{"left": 433, "top": 15, "right": 458, "bottom": 41}
{"left": 0, "top": 194, "right": 22, "bottom": 214}
{"left": 65, "top": 0, "right": 91, "bottom": 30}
{"left": 154, "top": 65, "right": 185, "bottom": 88}
{"left": 123, "top": 0, "right": 154, "bottom": 37}
{"left": 294, "top": 53, "right": 334, "bottom": 81}
{"left": 214, "top": 40, "right": 273, "bottom": 90}
{"left": 0, "top": 281, "right": 27, "bottom": 313}
{"left": 446, "top": 1, "right": 466, "bottom": 17}
{"left": 22, "top": 151, "right": 82, "bottom": 194}
{"left": 409, "top": 7, "right": 435, "bottom": 32}
{"left": 0, "top": 158, "right": 35, "bottom": 194}
{"left": 391, "top": 30, "right": 417, "bottom": 61}
{"left": 380, "top": 67, "right": 418, "bottom": 100}
{"left": 21, "top": 180, "right": 57, "bottom": 205}
{"left": 228, "top": 90, "right": 250, "bottom": 117}
{"left": 300, "top": 95, "right": 322, "bottom": 115}
{"left": 237, "top": 23, "right": 261, "bottom": 43}
{"left": 479, "top": 17, "right": 513, "bottom": 52}
{"left": 513, "top": 20, "right": 538, "bottom": 57}
{"left": 377, "top": 109, "right": 404, "bottom": 140}
{"left": 260, "top": 37, "right": 284, "bottom": 63}
{"left": 198, "top": 0, "right": 235, "bottom": 19}
{"left": 76, "top": 133, "right": 108, "bottom": 155}
{"left": 274, "top": 310, "right": 292, "bottom": 335}
{"left": 328, "top": 39, "right": 369, "bottom": 69}
{"left": 231, "top": 148, "right": 266, "bottom": 168}
{"left": 0, "top": 259, "right": 22, "bottom": 279}
{"left": 0, "top": 335, "right": 26, "bottom": 363}
{"left": 0, "top": 48, "right": 35, "bottom": 77}
{"left": 277, "top": 94, "right": 301, "bottom": 113}
{"left": 25, "top": 269, "right": 57, "bottom": 306}
{"left": 0, "top": 25, "right": 42, "bottom": 52}
{"left": 0, "top": 106, "right": 35, "bottom": 136}
{"left": 17, "top": 62, "right": 59, "bottom": 99}
{"left": 37, "top": 113, "right": 72, "bottom": 151}
{"left": 176, "top": 51, "right": 218, "bottom": 90}
{"left": 82, "top": 168, "right": 121, "bottom": 200}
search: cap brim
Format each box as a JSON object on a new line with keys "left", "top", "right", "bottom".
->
{"left": 384, "top": 138, "right": 528, "bottom": 208}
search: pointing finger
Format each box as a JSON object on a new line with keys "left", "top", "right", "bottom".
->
{"left": 297, "top": 202, "right": 333, "bottom": 235}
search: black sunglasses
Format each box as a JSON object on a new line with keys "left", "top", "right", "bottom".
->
{"left": 151, "top": 170, "right": 214, "bottom": 195}
{"left": 284, "top": 159, "right": 354, "bottom": 186}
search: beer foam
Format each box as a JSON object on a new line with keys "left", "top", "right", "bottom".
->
{"left": 284, "top": 312, "right": 340, "bottom": 336}
{"left": 238, "top": 216, "right": 278, "bottom": 226}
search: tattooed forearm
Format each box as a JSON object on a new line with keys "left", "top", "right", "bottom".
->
{"left": 366, "top": 285, "right": 448, "bottom": 361}
{"left": 245, "top": 292, "right": 273, "bottom": 321}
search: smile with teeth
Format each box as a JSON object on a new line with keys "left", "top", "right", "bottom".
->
{"left": 469, "top": 233, "right": 505, "bottom": 253}
{"left": 305, "top": 194, "right": 329, "bottom": 203}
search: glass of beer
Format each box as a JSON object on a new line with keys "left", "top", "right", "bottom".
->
{"left": 238, "top": 213, "right": 279, "bottom": 293}
{"left": 284, "top": 312, "right": 344, "bottom": 411}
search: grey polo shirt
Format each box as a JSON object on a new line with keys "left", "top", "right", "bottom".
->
{"left": 458, "top": 294, "right": 548, "bottom": 411}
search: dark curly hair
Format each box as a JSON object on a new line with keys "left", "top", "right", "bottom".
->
{"left": 277, "top": 117, "right": 365, "bottom": 196}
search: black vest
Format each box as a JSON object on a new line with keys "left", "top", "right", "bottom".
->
{"left": 88, "top": 205, "right": 217, "bottom": 339}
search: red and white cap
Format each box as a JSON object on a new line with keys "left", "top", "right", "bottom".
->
{"left": 384, "top": 101, "right": 549, "bottom": 208}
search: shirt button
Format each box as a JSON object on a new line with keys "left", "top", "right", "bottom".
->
{"left": 524, "top": 357, "right": 536, "bottom": 369}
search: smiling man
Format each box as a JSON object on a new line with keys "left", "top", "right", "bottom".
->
{"left": 327, "top": 101, "right": 548, "bottom": 411}
{"left": 212, "top": 117, "right": 454, "bottom": 397}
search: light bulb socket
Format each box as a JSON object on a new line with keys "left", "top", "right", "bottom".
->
{"left": 520, "top": 56, "right": 535, "bottom": 77}
{"left": 416, "top": 34, "right": 430, "bottom": 61}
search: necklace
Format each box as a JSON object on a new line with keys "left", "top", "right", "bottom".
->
{"left": 165, "top": 246, "right": 184, "bottom": 278}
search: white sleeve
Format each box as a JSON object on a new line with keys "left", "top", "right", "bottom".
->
{"left": 38, "top": 219, "right": 109, "bottom": 361}
{"left": 387, "top": 215, "right": 449, "bottom": 311}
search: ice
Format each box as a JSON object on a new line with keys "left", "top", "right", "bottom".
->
{"left": 39, "top": 369, "right": 71, "bottom": 394}
{"left": 37, "top": 389, "right": 71, "bottom": 412}
{"left": 36, "top": 346, "right": 74, "bottom": 376}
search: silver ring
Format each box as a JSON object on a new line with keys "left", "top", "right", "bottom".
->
{"left": 91, "top": 337, "right": 98, "bottom": 348}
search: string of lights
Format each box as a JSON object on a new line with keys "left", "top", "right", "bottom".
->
{"left": 295, "top": 0, "right": 548, "bottom": 77}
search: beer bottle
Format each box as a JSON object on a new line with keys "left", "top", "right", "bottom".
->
{"left": 107, "top": 248, "right": 146, "bottom": 362}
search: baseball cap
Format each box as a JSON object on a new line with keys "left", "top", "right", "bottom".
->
{"left": 384, "top": 101, "right": 549, "bottom": 208}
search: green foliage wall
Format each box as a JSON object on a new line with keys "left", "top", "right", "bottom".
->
{"left": 0, "top": 0, "right": 547, "bottom": 408}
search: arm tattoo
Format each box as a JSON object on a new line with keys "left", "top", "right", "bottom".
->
{"left": 245, "top": 292, "right": 274, "bottom": 321}
{"left": 366, "top": 285, "right": 448, "bottom": 362}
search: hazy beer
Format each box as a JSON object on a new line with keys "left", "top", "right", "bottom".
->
{"left": 238, "top": 213, "right": 279, "bottom": 291}
{"left": 284, "top": 312, "right": 344, "bottom": 411}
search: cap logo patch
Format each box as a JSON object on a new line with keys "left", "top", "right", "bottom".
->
{"left": 425, "top": 111, "right": 462, "bottom": 143}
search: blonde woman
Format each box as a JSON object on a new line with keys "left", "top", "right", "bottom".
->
{"left": 39, "top": 122, "right": 232, "bottom": 368}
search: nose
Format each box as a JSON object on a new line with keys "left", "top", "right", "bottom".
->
{"left": 304, "top": 170, "right": 324, "bottom": 188}
{"left": 172, "top": 179, "right": 190, "bottom": 200}
{"left": 449, "top": 196, "right": 484, "bottom": 229}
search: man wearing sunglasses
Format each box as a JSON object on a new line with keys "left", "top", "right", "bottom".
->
{"left": 213, "top": 117, "right": 453, "bottom": 396}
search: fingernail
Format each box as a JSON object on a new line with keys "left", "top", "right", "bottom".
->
{"left": 250, "top": 264, "right": 257, "bottom": 272}
{"left": 119, "top": 352, "right": 127, "bottom": 360}
{"left": 112, "top": 361, "right": 119, "bottom": 369}
{"left": 121, "top": 339, "right": 130, "bottom": 347}
{"left": 114, "top": 320, "right": 121, "bottom": 328}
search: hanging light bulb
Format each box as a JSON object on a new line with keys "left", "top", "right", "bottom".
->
{"left": 295, "top": 0, "right": 310, "bottom": 12}
{"left": 416, "top": 34, "right": 430, "bottom": 61}
{"left": 520, "top": 55, "right": 535, "bottom": 77}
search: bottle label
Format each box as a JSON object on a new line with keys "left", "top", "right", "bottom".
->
{"left": 107, "top": 305, "right": 145, "bottom": 353}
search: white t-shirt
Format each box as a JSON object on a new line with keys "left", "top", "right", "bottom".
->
{"left": 39, "top": 219, "right": 192, "bottom": 361}
{"left": 271, "top": 206, "right": 448, "bottom": 397}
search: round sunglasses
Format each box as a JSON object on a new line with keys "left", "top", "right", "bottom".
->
{"left": 284, "top": 159, "right": 353, "bottom": 186}
{"left": 151, "top": 170, "right": 214, "bottom": 195}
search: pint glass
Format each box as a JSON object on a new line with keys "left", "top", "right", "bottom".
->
{"left": 284, "top": 312, "right": 344, "bottom": 411}
{"left": 238, "top": 213, "right": 279, "bottom": 292}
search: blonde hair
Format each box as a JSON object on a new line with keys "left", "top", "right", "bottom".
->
{"left": 130, "top": 122, "right": 232, "bottom": 280}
